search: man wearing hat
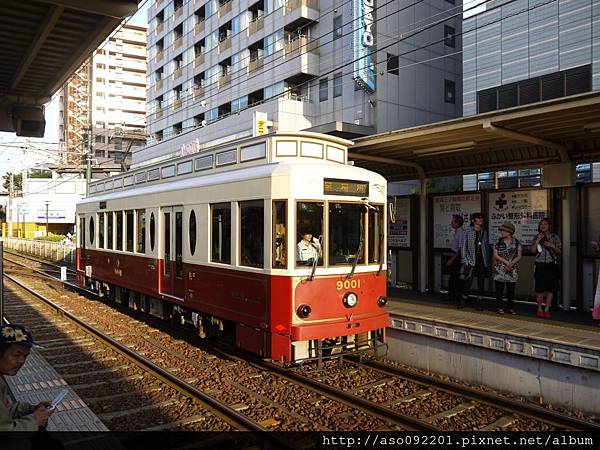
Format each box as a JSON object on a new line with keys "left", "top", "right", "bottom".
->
{"left": 1, "top": 324, "right": 53, "bottom": 431}
{"left": 492, "top": 222, "right": 522, "bottom": 315}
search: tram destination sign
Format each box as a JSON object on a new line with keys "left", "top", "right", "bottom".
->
{"left": 324, "top": 178, "right": 369, "bottom": 197}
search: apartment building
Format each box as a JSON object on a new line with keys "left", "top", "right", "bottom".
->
{"left": 136, "top": 0, "right": 463, "bottom": 165}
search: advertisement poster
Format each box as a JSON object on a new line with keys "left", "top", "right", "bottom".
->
{"left": 488, "top": 190, "right": 549, "bottom": 244}
{"left": 433, "top": 194, "right": 482, "bottom": 249}
{"left": 388, "top": 197, "right": 410, "bottom": 248}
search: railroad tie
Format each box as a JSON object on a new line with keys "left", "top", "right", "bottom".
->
{"left": 383, "top": 388, "right": 431, "bottom": 406}
{"left": 478, "top": 415, "right": 515, "bottom": 431}
{"left": 424, "top": 402, "right": 475, "bottom": 423}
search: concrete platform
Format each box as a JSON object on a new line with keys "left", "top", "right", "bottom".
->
{"left": 385, "top": 296, "right": 600, "bottom": 414}
{"left": 5, "top": 346, "right": 108, "bottom": 432}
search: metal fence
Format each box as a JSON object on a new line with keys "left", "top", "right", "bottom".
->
{"left": 0, "top": 237, "right": 76, "bottom": 265}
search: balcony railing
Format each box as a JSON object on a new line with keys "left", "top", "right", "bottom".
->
{"left": 156, "top": 79, "right": 163, "bottom": 90}
{"left": 248, "top": 16, "right": 264, "bottom": 35}
{"left": 284, "top": 36, "right": 319, "bottom": 56}
{"left": 194, "top": 21, "right": 205, "bottom": 35}
{"left": 193, "top": 86, "right": 205, "bottom": 99}
{"left": 156, "top": 22, "right": 164, "bottom": 34}
{"left": 173, "top": 99, "right": 183, "bottom": 110}
{"left": 173, "top": 67, "right": 182, "bottom": 80}
{"left": 218, "top": 37, "right": 231, "bottom": 52}
{"left": 194, "top": 54, "right": 205, "bottom": 67}
{"left": 218, "top": 73, "right": 231, "bottom": 87}
{"left": 155, "top": 50, "right": 164, "bottom": 63}
{"left": 174, "top": 6, "right": 184, "bottom": 19}
{"left": 219, "top": 0, "right": 232, "bottom": 16}
{"left": 155, "top": 110, "right": 163, "bottom": 119}
{"left": 285, "top": 0, "right": 319, "bottom": 12}
{"left": 248, "top": 57, "right": 263, "bottom": 73}
{"left": 173, "top": 37, "right": 183, "bottom": 51}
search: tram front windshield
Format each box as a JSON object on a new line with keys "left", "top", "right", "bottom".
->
{"left": 328, "top": 203, "right": 364, "bottom": 266}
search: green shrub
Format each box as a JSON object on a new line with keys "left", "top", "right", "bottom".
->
{"left": 34, "top": 234, "right": 67, "bottom": 242}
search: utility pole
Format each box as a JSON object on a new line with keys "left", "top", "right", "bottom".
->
{"left": 45, "top": 201, "right": 49, "bottom": 236}
{"left": 85, "top": 127, "right": 92, "bottom": 196}
{"left": 8, "top": 173, "right": 13, "bottom": 237}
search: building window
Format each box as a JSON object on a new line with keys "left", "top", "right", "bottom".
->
{"left": 333, "top": 72, "right": 342, "bottom": 98}
{"left": 333, "top": 15, "right": 343, "bottom": 40}
{"left": 444, "top": 25, "right": 455, "bottom": 48}
{"left": 387, "top": 53, "right": 399, "bottom": 76}
{"left": 319, "top": 78, "right": 328, "bottom": 102}
{"left": 240, "top": 200, "right": 264, "bottom": 268}
{"left": 211, "top": 203, "right": 231, "bottom": 264}
{"left": 444, "top": 79, "right": 456, "bottom": 104}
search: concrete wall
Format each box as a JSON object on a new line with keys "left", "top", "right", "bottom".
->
{"left": 388, "top": 328, "right": 600, "bottom": 414}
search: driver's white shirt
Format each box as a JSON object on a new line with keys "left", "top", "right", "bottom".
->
{"left": 297, "top": 239, "right": 320, "bottom": 262}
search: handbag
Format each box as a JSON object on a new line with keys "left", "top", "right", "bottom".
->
{"left": 459, "top": 264, "right": 473, "bottom": 281}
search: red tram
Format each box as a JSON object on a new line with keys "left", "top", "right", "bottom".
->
{"left": 76, "top": 132, "right": 389, "bottom": 362}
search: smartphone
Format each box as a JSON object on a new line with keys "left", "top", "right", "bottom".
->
{"left": 48, "top": 389, "right": 68, "bottom": 410}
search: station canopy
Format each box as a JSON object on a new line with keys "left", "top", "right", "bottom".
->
{"left": 0, "top": 0, "right": 139, "bottom": 136}
{"left": 350, "top": 92, "right": 600, "bottom": 181}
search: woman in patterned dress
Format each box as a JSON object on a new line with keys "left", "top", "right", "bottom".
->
{"left": 493, "top": 222, "right": 522, "bottom": 315}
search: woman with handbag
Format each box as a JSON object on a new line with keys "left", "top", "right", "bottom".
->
{"left": 530, "top": 218, "right": 561, "bottom": 319}
{"left": 493, "top": 222, "right": 522, "bottom": 315}
{"left": 461, "top": 212, "right": 491, "bottom": 310}
{"left": 592, "top": 238, "right": 600, "bottom": 327}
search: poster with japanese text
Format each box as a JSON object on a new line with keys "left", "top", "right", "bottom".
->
{"left": 488, "top": 190, "right": 549, "bottom": 244}
{"left": 388, "top": 197, "right": 410, "bottom": 248}
{"left": 433, "top": 194, "right": 482, "bottom": 248}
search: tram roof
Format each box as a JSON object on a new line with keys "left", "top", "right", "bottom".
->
{"left": 79, "top": 159, "right": 385, "bottom": 205}
{"left": 350, "top": 92, "right": 600, "bottom": 181}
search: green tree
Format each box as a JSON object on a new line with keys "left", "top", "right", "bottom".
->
{"left": 2, "top": 173, "right": 22, "bottom": 192}
{"left": 29, "top": 169, "right": 51, "bottom": 179}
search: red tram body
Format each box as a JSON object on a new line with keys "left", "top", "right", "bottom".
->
{"left": 76, "top": 132, "right": 389, "bottom": 362}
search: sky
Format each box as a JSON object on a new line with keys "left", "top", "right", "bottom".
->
{"left": 0, "top": 2, "right": 150, "bottom": 189}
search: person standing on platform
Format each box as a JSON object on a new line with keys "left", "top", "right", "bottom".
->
{"left": 530, "top": 218, "right": 561, "bottom": 319}
{"left": 1, "top": 324, "right": 54, "bottom": 431}
{"left": 591, "top": 238, "right": 600, "bottom": 327}
{"left": 492, "top": 222, "right": 522, "bottom": 315}
{"left": 461, "top": 212, "right": 491, "bottom": 311}
{"left": 446, "top": 214, "right": 465, "bottom": 308}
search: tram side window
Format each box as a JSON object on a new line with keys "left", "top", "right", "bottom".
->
{"left": 272, "top": 201, "right": 287, "bottom": 268}
{"left": 80, "top": 216, "right": 86, "bottom": 255}
{"left": 126, "top": 210, "right": 134, "bottom": 252}
{"left": 240, "top": 200, "right": 264, "bottom": 268}
{"left": 296, "top": 202, "right": 323, "bottom": 266}
{"left": 116, "top": 211, "right": 123, "bottom": 251}
{"left": 189, "top": 210, "right": 197, "bottom": 256}
{"left": 211, "top": 203, "right": 231, "bottom": 264}
{"left": 89, "top": 216, "right": 95, "bottom": 246}
{"left": 368, "top": 205, "right": 383, "bottom": 264}
{"left": 98, "top": 213, "right": 105, "bottom": 249}
{"left": 328, "top": 203, "right": 365, "bottom": 266}
{"left": 136, "top": 209, "right": 146, "bottom": 253}
{"left": 150, "top": 212, "right": 156, "bottom": 251}
{"left": 107, "top": 212, "right": 114, "bottom": 250}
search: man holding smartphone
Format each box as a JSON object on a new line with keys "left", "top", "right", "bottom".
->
{"left": 0, "top": 324, "right": 54, "bottom": 431}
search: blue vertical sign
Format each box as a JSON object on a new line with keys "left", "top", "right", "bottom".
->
{"left": 353, "top": 0, "right": 376, "bottom": 92}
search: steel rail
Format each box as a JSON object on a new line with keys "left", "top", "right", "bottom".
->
{"left": 3, "top": 271, "right": 294, "bottom": 449}
{"left": 353, "top": 357, "right": 600, "bottom": 432}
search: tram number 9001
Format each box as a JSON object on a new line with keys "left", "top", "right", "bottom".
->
{"left": 336, "top": 279, "right": 361, "bottom": 290}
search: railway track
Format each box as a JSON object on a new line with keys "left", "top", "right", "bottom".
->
{"left": 4, "top": 252, "right": 600, "bottom": 433}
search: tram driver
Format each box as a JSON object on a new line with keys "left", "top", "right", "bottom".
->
{"left": 297, "top": 230, "right": 321, "bottom": 265}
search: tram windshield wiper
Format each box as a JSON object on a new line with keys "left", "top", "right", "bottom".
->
{"left": 308, "top": 236, "right": 322, "bottom": 281}
{"left": 347, "top": 238, "right": 363, "bottom": 280}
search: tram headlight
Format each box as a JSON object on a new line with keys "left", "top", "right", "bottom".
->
{"left": 343, "top": 292, "right": 358, "bottom": 308}
{"left": 297, "top": 304, "right": 311, "bottom": 318}
{"left": 378, "top": 296, "right": 388, "bottom": 307}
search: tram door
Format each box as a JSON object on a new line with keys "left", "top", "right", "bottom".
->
{"left": 160, "top": 206, "right": 185, "bottom": 299}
